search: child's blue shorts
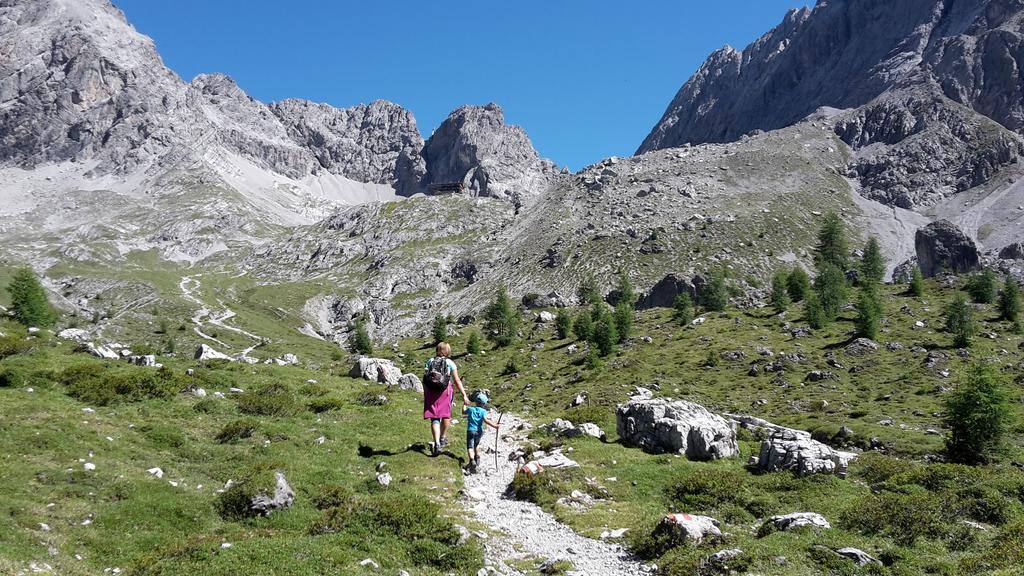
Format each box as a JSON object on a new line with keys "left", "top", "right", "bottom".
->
{"left": 466, "top": 429, "right": 484, "bottom": 449}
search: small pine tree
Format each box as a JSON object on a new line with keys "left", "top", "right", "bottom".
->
{"left": 814, "top": 264, "right": 848, "bottom": 323}
{"left": 673, "top": 293, "right": 694, "bottom": 325}
{"left": 156, "top": 318, "right": 169, "bottom": 335}
{"left": 998, "top": 277, "right": 1020, "bottom": 322}
{"left": 786, "top": 266, "right": 811, "bottom": 302}
{"left": 573, "top": 309, "right": 594, "bottom": 342}
{"left": 593, "top": 313, "right": 618, "bottom": 357}
{"left": 352, "top": 320, "right": 374, "bottom": 355}
{"left": 6, "top": 267, "right": 56, "bottom": 327}
{"left": 555, "top": 309, "right": 572, "bottom": 339}
{"left": 855, "top": 284, "right": 883, "bottom": 340}
{"left": 945, "top": 292, "right": 976, "bottom": 349}
{"left": 431, "top": 315, "right": 448, "bottom": 345}
{"left": 815, "top": 212, "right": 849, "bottom": 271}
{"left": 484, "top": 285, "right": 519, "bottom": 348}
{"left": 466, "top": 331, "right": 482, "bottom": 355}
{"left": 770, "top": 269, "right": 790, "bottom": 314}
{"left": 616, "top": 270, "right": 637, "bottom": 308}
{"left": 805, "top": 292, "right": 826, "bottom": 329}
{"left": 967, "top": 269, "right": 997, "bottom": 304}
{"left": 945, "top": 364, "right": 1013, "bottom": 464}
{"left": 701, "top": 270, "right": 729, "bottom": 312}
{"left": 578, "top": 275, "right": 601, "bottom": 306}
{"left": 164, "top": 337, "right": 176, "bottom": 355}
{"left": 861, "top": 236, "right": 886, "bottom": 285}
{"left": 909, "top": 266, "right": 925, "bottom": 297}
{"left": 613, "top": 302, "right": 633, "bottom": 344}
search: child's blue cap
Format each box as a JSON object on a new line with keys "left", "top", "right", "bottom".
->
{"left": 476, "top": 392, "right": 489, "bottom": 405}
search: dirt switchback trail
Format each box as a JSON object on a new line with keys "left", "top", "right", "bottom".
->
{"left": 461, "top": 413, "right": 650, "bottom": 576}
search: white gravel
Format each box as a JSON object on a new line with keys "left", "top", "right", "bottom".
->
{"left": 461, "top": 413, "right": 651, "bottom": 576}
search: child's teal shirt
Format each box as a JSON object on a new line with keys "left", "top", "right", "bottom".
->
{"left": 465, "top": 406, "right": 488, "bottom": 432}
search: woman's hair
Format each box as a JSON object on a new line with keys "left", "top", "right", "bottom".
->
{"left": 436, "top": 342, "right": 451, "bottom": 358}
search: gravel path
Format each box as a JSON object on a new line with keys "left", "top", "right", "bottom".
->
{"left": 460, "top": 413, "right": 651, "bottom": 576}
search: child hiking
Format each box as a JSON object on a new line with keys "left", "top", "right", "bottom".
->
{"left": 423, "top": 342, "right": 469, "bottom": 457}
{"left": 463, "top": 391, "right": 499, "bottom": 473}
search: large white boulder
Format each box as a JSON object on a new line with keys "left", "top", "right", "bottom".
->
{"left": 758, "top": 429, "right": 856, "bottom": 477}
{"left": 350, "top": 357, "right": 401, "bottom": 387}
{"left": 729, "top": 414, "right": 857, "bottom": 477}
{"left": 653, "top": 513, "right": 722, "bottom": 545}
{"left": 194, "top": 344, "right": 233, "bottom": 362}
{"left": 128, "top": 355, "right": 163, "bottom": 368}
{"left": 617, "top": 398, "right": 738, "bottom": 460}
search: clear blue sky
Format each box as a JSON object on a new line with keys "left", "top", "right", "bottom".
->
{"left": 115, "top": 0, "right": 810, "bottom": 170}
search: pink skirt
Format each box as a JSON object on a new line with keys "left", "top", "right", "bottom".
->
{"left": 423, "top": 384, "right": 453, "bottom": 419}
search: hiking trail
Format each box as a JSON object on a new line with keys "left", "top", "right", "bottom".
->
{"left": 460, "top": 412, "right": 651, "bottom": 576}
{"left": 179, "top": 274, "right": 264, "bottom": 355}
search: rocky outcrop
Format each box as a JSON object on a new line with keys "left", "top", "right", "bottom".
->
{"left": 764, "top": 512, "right": 831, "bottom": 532}
{"left": 999, "top": 242, "right": 1024, "bottom": 260}
{"left": 756, "top": 428, "right": 856, "bottom": 477}
{"left": 729, "top": 414, "right": 856, "bottom": 477}
{"left": 915, "top": 220, "right": 981, "bottom": 277}
{"left": 195, "top": 344, "right": 233, "bottom": 362}
{"left": 269, "top": 99, "right": 425, "bottom": 194}
{"left": 636, "top": 273, "right": 702, "bottom": 310}
{"left": 350, "top": 357, "right": 402, "bottom": 387}
{"left": 420, "top": 103, "right": 559, "bottom": 206}
{"left": 250, "top": 472, "right": 295, "bottom": 517}
{"left": 617, "top": 398, "right": 738, "bottom": 460}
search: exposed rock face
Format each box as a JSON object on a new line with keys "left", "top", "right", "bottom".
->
{"left": 915, "top": 220, "right": 981, "bottom": 277}
{"left": 195, "top": 344, "right": 233, "bottom": 362}
{"left": 999, "top": 242, "right": 1024, "bottom": 260}
{"left": 269, "top": 99, "right": 426, "bottom": 194}
{"left": 639, "top": 0, "right": 1024, "bottom": 208}
{"left": 617, "top": 398, "right": 738, "bottom": 460}
{"left": 420, "top": 103, "right": 559, "bottom": 205}
{"left": 729, "top": 414, "right": 856, "bottom": 477}
{"left": 635, "top": 273, "right": 700, "bottom": 310}
{"left": 757, "top": 428, "right": 856, "bottom": 477}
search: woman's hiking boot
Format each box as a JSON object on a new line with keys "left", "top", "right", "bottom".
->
{"left": 431, "top": 442, "right": 440, "bottom": 457}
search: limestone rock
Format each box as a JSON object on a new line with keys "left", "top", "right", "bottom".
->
{"left": 195, "top": 344, "right": 234, "bottom": 362}
{"left": 397, "top": 373, "right": 423, "bottom": 393}
{"left": 915, "top": 220, "right": 980, "bottom": 278}
{"left": 350, "top": 357, "right": 402, "bottom": 387}
{"left": 250, "top": 472, "right": 295, "bottom": 517}
{"left": 765, "top": 512, "right": 831, "bottom": 531}
{"left": 653, "top": 513, "right": 722, "bottom": 546}
{"left": 833, "top": 547, "right": 881, "bottom": 567}
{"left": 756, "top": 427, "right": 856, "bottom": 477}
{"left": 617, "top": 397, "right": 739, "bottom": 460}
{"left": 419, "top": 103, "right": 558, "bottom": 206}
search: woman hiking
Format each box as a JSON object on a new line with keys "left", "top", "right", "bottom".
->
{"left": 423, "top": 341, "right": 469, "bottom": 456}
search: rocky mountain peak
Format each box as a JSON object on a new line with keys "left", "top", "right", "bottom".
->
{"left": 638, "top": 0, "right": 1024, "bottom": 208}
{"left": 420, "top": 103, "right": 558, "bottom": 205}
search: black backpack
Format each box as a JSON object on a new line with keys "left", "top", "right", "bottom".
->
{"left": 424, "top": 357, "right": 451, "bottom": 392}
